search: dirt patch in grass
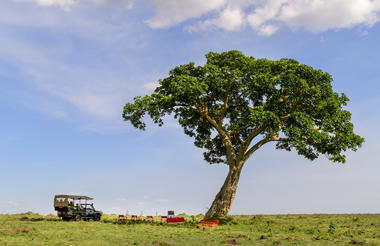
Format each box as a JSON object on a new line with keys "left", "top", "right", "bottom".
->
{"left": 12, "top": 226, "right": 35, "bottom": 234}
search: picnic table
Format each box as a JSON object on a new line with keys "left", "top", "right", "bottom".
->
{"left": 166, "top": 217, "right": 185, "bottom": 223}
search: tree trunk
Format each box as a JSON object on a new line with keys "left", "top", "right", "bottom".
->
{"left": 205, "top": 164, "right": 244, "bottom": 218}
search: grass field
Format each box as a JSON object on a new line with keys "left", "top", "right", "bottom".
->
{"left": 1, "top": 212, "right": 380, "bottom": 245}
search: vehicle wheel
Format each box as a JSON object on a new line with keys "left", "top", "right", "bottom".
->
{"left": 75, "top": 215, "right": 81, "bottom": 221}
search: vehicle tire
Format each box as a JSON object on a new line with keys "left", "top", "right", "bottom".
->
{"left": 75, "top": 215, "right": 81, "bottom": 221}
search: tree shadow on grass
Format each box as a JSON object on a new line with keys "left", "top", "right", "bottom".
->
{"left": 19, "top": 216, "right": 60, "bottom": 222}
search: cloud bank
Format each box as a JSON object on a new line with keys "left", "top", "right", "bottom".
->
{"left": 14, "top": 0, "right": 380, "bottom": 35}
{"left": 183, "top": 0, "right": 380, "bottom": 35}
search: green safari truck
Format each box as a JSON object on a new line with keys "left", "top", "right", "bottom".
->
{"left": 54, "top": 195, "right": 102, "bottom": 221}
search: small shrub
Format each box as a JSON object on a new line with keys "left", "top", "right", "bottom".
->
{"left": 288, "top": 225, "right": 296, "bottom": 232}
{"left": 266, "top": 220, "right": 274, "bottom": 225}
{"left": 252, "top": 215, "right": 263, "bottom": 220}
{"left": 349, "top": 239, "right": 366, "bottom": 245}
{"left": 259, "top": 235, "right": 267, "bottom": 240}
{"left": 328, "top": 222, "right": 336, "bottom": 234}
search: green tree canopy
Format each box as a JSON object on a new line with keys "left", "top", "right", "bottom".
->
{"left": 123, "top": 50, "right": 364, "bottom": 218}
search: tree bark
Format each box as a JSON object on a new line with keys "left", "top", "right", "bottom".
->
{"left": 205, "top": 164, "right": 244, "bottom": 218}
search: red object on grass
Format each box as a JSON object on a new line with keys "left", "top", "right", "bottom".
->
{"left": 167, "top": 217, "right": 185, "bottom": 223}
{"left": 161, "top": 216, "right": 167, "bottom": 219}
{"left": 146, "top": 216, "right": 153, "bottom": 219}
{"left": 131, "top": 215, "right": 138, "bottom": 218}
{"left": 118, "top": 215, "right": 125, "bottom": 218}
{"left": 198, "top": 219, "right": 219, "bottom": 227}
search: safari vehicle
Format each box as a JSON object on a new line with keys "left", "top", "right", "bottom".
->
{"left": 54, "top": 195, "right": 102, "bottom": 221}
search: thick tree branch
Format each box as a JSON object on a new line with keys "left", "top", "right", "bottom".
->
{"left": 242, "top": 115, "right": 289, "bottom": 163}
{"left": 272, "top": 137, "right": 291, "bottom": 141}
{"left": 242, "top": 135, "right": 291, "bottom": 163}
{"left": 196, "top": 96, "right": 237, "bottom": 165}
{"left": 231, "top": 131, "right": 243, "bottom": 146}
{"left": 243, "top": 137, "right": 272, "bottom": 163}
{"left": 237, "top": 124, "right": 251, "bottom": 131}
{"left": 244, "top": 126, "right": 264, "bottom": 147}
{"left": 197, "top": 96, "right": 208, "bottom": 113}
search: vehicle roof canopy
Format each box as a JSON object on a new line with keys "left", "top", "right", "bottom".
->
{"left": 55, "top": 195, "right": 93, "bottom": 200}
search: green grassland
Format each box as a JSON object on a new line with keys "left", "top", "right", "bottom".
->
{"left": 1, "top": 212, "right": 380, "bottom": 245}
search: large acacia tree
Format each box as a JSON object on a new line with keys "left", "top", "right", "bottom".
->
{"left": 123, "top": 50, "right": 364, "bottom": 218}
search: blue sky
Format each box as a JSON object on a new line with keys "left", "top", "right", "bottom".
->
{"left": 1, "top": 0, "right": 380, "bottom": 216}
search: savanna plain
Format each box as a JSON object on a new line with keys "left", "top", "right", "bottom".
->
{"left": 1, "top": 212, "right": 380, "bottom": 245}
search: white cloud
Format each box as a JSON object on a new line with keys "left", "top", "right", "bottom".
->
{"left": 190, "top": 5, "right": 245, "bottom": 32}
{"left": 214, "top": 7, "right": 245, "bottom": 31}
{"left": 257, "top": 24, "right": 279, "bottom": 36}
{"left": 247, "top": 0, "right": 380, "bottom": 35}
{"left": 91, "top": 0, "right": 134, "bottom": 9}
{"left": 145, "top": 0, "right": 227, "bottom": 28}
{"left": 246, "top": 0, "right": 286, "bottom": 28}
{"left": 276, "top": 0, "right": 380, "bottom": 32}
{"left": 143, "top": 82, "right": 159, "bottom": 91}
{"left": 13, "top": 0, "right": 78, "bottom": 10}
